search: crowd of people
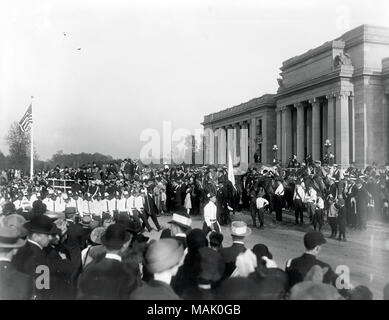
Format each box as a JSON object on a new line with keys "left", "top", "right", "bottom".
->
{"left": 1, "top": 158, "right": 389, "bottom": 300}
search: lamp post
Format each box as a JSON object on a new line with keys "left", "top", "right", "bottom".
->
{"left": 324, "top": 139, "right": 332, "bottom": 164}
{"left": 272, "top": 145, "right": 278, "bottom": 164}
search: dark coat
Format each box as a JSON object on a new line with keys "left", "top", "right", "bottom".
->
{"left": 77, "top": 256, "right": 137, "bottom": 300}
{"left": 130, "top": 279, "right": 181, "bottom": 300}
{"left": 285, "top": 253, "right": 337, "bottom": 288}
{"left": 12, "top": 241, "right": 51, "bottom": 300}
{"left": 44, "top": 243, "right": 79, "bottom": 300}
{"left": 0, "top": 261, "right": 33, "bottom": 300}
{"left": 219, "top": 242, "right": 246, "bottom": 278}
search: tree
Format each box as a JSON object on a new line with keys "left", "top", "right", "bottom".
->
{"left": 0, "top": 150, "right": 6, "bottom": 169}
{"left": 5, "top": 122, "right": 30, "bottom": 171}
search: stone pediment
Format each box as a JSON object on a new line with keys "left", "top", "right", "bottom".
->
{"left": 277, "top": 40, "right": 353, "bottom": 93}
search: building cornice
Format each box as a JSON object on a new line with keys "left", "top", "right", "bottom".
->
{"left": 203, "top": 94, "right": 276, "bottom": 125}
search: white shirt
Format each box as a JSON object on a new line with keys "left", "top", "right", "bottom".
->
{"left": 13, "top": 199, "right": 23, "bottom": 210}
{"left": 328, "top": 203, "right": 338, "bottom": 217}
{"left": 109, "top": 198, "right": 120, "bottom": 212}
{"left": 305, "top": 188, "right": 317, "bottom": 203}
{"left": 91, "top": 200, "right": 103, "bottom": 216}
{"left": 293, "top": 185, "right": 305, "bottom": 201}
{"left": 256, "top": 197, "right": 269, "bottom": 209}
{"left": 316, "top": 197, "right": 324, "bottom": 210}
{"left": 204, "top": 201, "right": 217, "bottom": 226}
{"left": 43, "top": 198, "right": 57, "bottom": 212}
{"left": 105, "top": 253, "right": 122, "bottom": 262}
{"left": 117, "top": 197, "right": 131, "bottom": 212}
{"left": 82, "top": 199, "right": 94, "bottom": 215}
{"left": 134, "top": 196, "right": 144, "bottom": 210}
{"left": 274, "top": 184, "right": 284, "bottom": 196}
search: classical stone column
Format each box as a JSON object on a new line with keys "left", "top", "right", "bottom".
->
{"left": 295, "top": 102, "right": 305, "bottom": 162}
{"left": 306, "top": 106, "right": 312, "bottom": 156}
{"left": 276, "top": 108, "right": 282, "bottom": 161}
{"left": 240, "top": 122, "right": 249, "bottom": 166}
{"left": 310, "top": 98, "right": 321, "bottom": 161}
{"left": 204, "top": 127, "right": 215, "bottom": 164}
{"left": 349, "top": 94, "right": 355, "bottom": 164}
{"left": 326, "top": 94, "right": 335, "bottom": 158}
{"left": 281, "top": 106, "right": 293, "bottom": 164}
{"left": 217, "top": 127, "right": 227, "bottom": 165}
{"left": 335, "top": 92, "right": 350, "bottom": 171}
{"left": 227, "top": 125, "right": 235, "bottom": 165}
{"left": 234, "top": 123, "right": 240, "bottom": 159}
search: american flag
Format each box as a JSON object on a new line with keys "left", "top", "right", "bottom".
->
{"left": 19, "top": 104, "right": 33, "bottom": 132}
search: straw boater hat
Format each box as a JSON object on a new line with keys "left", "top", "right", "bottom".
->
{"left": 168, "top": 212, "right": 192, "bottom": 230}
{"left": 231, "top": 221, "right": 251, "bottom": 237}
{"left": 0, "top": 226, "right": 26, "bottom": 248}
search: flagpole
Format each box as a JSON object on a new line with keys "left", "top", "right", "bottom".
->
{"left": 30, "top": 98, "right": 34, "bottom": 181}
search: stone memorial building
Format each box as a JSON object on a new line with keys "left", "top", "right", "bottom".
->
{"left": 202, "top": 24, "right": 389, "bottom": 170}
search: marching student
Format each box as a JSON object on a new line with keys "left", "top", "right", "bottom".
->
{"left": 255, "top": 189, "right": 269, "bottom": 228}
{"left": 202, "top": 192, "right": 221, "bottom": 235}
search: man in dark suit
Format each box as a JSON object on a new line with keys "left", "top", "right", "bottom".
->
{"left": 0, "top": 226, "right": 33, "bottom": 300}
{"left": 219, "top": 221, "right": 251, "bottom": 278}
{"left": 285, "top": 231, "right": 338, "bottom": 288}
{"left": 355, "top": 179, "right": 370, "bottom": 230}
{"left": 143, "top": 187, "right": 161, "bottom": 231}
{"left": 12, "top": 215, "right": 59, "bottom": 300}
{"left": 77, "top": 223, "right": 137, "bottom": 299}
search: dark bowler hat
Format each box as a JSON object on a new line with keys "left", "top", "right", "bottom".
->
{"left": 23, "top": 215, "right": 59, "bottom": 235}
{"left": 101, "top": 223, "right": 131, "bottom": 250}
{"left": 0, "top": 226, "right": 26, "bottom": 248}
{"left": 304, "top": 231, "right": 326, "bottom": 250}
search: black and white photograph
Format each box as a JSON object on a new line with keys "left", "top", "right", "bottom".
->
{"left": 1, "top": 0, "right": 389, "bottom": 304}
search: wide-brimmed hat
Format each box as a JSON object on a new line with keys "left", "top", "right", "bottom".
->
{"left": 231, "top": 221, "right": 251, "bottom": 237}
{"left": 0, "top": 226, "right": 26, "bottom": 248}
{"left": 80, "top": 215, "right": 92, "bottom": 227}
{"left": 45, "top": 211, "right": 66, "bottom": 221}
{"left": 2, "top": 214, "right": 28, "bottom": 238}
{"left": 168, "top": 213, "right": 192, "bottom": 230}
{"left": 145, "top": 238, "right": 184, "bottom": 274}
{"left": 90, "top": 227, "right": 105, "bottom": 245}
{"left": 101, "top": 223, "right": 131, "bottom": 250}
{"left": 23, "top": 215, "right": 59, "bottom": 235}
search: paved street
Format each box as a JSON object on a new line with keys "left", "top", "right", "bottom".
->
{"left": 145, "top": 210, "right": 389, "bottom": 300}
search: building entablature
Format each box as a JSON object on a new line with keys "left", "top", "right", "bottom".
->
{"left": 202, "top": 94, "right": 276, "bottom": 127}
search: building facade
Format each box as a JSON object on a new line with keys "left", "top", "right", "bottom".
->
{"left": 202, "top": 25, "right": 389, "bottom": 170}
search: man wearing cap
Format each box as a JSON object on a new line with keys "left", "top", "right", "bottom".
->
{"left": 0, "top": 226, "right": 33, "bottom": 300}
{"left": 219, "top": 221, "right": 251, "bottom": 278}
{"left": 82, "top": 193, "right": 94, "bottom": 216}
{"left": 78, "top": 223, "right": 137, "bottom": 299}
{"left": 130, "top": 238, "right": 184, "bottom": 300}
{"left": 305, "top": 186, "right": 317, "bottom": 222}
{"left": 285, "top": 231, "right": 337, "bottom": 288}
{"left": 12, "top": 215, "right": 59, "bottom": 299}
{"left": 203, "top": 193, "right": 221, "bottom": 235}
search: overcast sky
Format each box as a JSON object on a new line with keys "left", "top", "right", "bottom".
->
{"left": 1, "top": 0, "right": 388, "bottom": 160}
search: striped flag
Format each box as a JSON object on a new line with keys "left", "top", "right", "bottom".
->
{"left": 19, "top": 104, "right": 33, "bottom": 132}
